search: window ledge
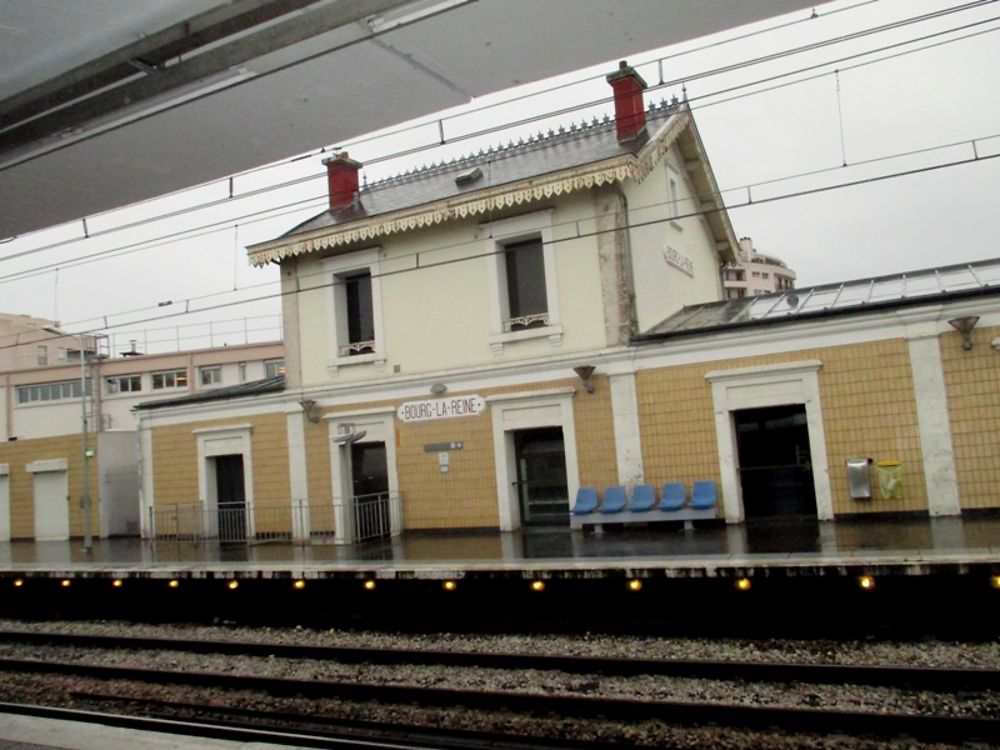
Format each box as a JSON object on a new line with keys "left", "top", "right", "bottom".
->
{"left": 490, "top": 324, "right": 563, "bottom": 355}
{"left": 328, "top": 352, "right": 387, "bottom": 372}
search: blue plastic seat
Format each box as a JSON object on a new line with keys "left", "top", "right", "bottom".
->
{"left": 660, "top": 482, "right": 686, "bottom": 511}
{"left": 690, "top": 480, "right": 718, "bottom": 510}
{"left": 599, "top": 485, "right": 627, "bottom": 514}
{"left": 629, "top": 484, "right": 656, "bottom": 512}
{"left": 572, "top": 487, "right": 599, "bottom": 515}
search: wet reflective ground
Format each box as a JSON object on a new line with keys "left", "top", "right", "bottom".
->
{"left": 1, "top": 514, "right": 996, "bottom": 566}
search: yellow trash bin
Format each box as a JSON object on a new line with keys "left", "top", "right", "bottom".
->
{"left": 876, "top": 460, "right": 903, "bottom": 501}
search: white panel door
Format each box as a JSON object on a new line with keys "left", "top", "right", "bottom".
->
{"left": 33, "top": 471, "right": 69, "bottom": 541}
{"left": 0, "top": 475, "right": 9, "bottom": 542}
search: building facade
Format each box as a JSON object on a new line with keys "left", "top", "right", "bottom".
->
{"left": 0, "top": 336, "right": 283, "bottom": 541}
{"left": 722, "top": 236, "right": 796, "bottom": 299}
{"left": 131, "top": 61, "right": 1000, "bottom": 547}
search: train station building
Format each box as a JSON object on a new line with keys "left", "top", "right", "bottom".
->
{"left": 3, "top": 62, "right": 998, "bottom": 547}
{"left": 130, "top": 62, "right": 1000, "bottom": 547}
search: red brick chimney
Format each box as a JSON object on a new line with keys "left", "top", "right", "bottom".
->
{"left": 322, "top": 151, "right": 362, "bottom": 210}
{"left": 606, "top": 60, "right": 647, "bottom": 142}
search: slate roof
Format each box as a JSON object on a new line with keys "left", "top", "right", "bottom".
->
{"left": 282, "top": 98, "right": 685, "bottom": 240}
{"left": 135, "top": 375, "right": 285, "bottom": 411}
{"left": 637, "top": 259, "right": 1000, "bottom": 342}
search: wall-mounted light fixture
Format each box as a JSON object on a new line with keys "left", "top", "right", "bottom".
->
{"left": 430, "top": 383, "right": 447, "bottom": 395}
{"left": 332, "top": 423, "right": 367, "bottom": 445}
{"left": 299, "top": 399, "right": 321, "bottom": 423}
{"left": 573, "top": 365, "right": 596, "bottom": 394}
{"left": 948, "top": 315, "right": 979, "bottom": 350}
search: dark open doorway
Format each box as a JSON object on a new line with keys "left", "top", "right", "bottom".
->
{"left": 214, "top": 454, "right": 246, "bottom": 542}
{"left": 735, "top": 404, "right": 817, "bottom": 519}
{"left": 513, "top": 427, "right": 569, "bottom": 526}
{"left": 350, "top": 442, "right": 390, "bottom": 541}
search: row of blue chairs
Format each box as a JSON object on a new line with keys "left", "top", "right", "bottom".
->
{"left": 570, "top": 481, "right": 718, "bottom": 530}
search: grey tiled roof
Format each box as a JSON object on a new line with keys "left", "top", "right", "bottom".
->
{"left": 282, "top": 99, "right": 684, "bottom": 239}
{"left": 135, "top": 375, "right": 284, "bottom": 410}
{"left": 638, "top": 259, "right": 1000, "bottom": 341}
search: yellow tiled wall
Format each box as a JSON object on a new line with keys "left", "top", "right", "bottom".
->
{"left": 319, "top": 377, "right": 619, "bottom": 532}
{"left": 637, "top": 340, "right": 928, "bottom": 517}
{"left": 395, "top": 404, "right": 498, "bottom": 530}
{"left": 302, "top": 416, "right": 334, "bottom": 534}
{"left": 941, "top": 324, "right": 1000, "bottom": 510}
{"left": 150, "top": 412, "right": 291, "bottom": 533}
{"left": 571, "top": 374, "right": 619, "bottom": 492}
{"left": 0, "top": 434, "right": 99, "bottom": 539}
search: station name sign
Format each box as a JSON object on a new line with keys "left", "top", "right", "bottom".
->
{"left": 397, "top": 395, "right": 486, "bottom": 423}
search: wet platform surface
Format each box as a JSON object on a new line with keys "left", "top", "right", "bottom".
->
{"left": 1, "top": 515, "right": 997, "bottom": 579}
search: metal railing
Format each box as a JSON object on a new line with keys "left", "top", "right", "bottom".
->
{"left": 149, "top": 493, "right": 401, "bottom": 545}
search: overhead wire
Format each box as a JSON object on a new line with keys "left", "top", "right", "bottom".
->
{"left": 3, "top": 8, "right": 997, "bottom": 296}
{"left": 3, "top": 146, "right": 988, "bottom": 349}
{"left": 1, "top": 0, "right": 991, "bottom": 260}
{"left": 0, "top": 3, "right": 996, "bottom": 344}
{"left": 2, "top": 11, "right": 997, "bottom": 293}
{"left": 0, "top": 0, "right": 883, "bottom": 243}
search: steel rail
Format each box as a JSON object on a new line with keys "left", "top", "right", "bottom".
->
{"left": 0, "top": 656, "right": 995, "bottom": 744}
{"left": 70, "top": 692, "right": 631, "bottom": 750}
{"left": 0, "top": 628, "right": 996, "bottom": 691}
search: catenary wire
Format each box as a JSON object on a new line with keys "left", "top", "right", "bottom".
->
{"left": 3, "top": 9, "right": 997, "bottom": 289}
{"left": 0, "top": 0, "right": 884, "bottom": 245}
{"left": 2, "top": 12, "right": 996, "bottom": 297}
{"left": 1, "top": 18, "right": 997, "bottom": 342}
{"left": 0, "top": 147, "right": 990, "bottom": 349}
{"left": 1, "top": 0, "right": 991, "bottom": 258}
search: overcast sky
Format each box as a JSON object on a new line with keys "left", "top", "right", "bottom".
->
{"left": 1, "top": 0, "right": 997, "bottom": 355}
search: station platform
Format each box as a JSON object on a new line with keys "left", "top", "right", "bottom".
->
{"left": 0, "top": 710, "right": 296, "bottom": 750}
{"left": 1, "top": 514, "right": 997, "bottom": 581}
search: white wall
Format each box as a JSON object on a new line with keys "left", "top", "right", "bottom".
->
{"left": 295, "top": 196, "right": 612, "bottom": 388}
{"left": 623, "top": 149, "right": 725, "bottom": 331}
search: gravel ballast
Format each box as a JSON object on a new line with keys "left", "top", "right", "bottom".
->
{"left": 0, "top": 619, "right": 996, "bottom": 750}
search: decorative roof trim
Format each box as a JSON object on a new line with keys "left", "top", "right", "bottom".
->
{"left": 247, "top": 109, "right": 695, "bottom": 267}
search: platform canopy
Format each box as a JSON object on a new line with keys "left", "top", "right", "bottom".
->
{"left": 0, "top": 0, "right": 814, "bottom": 240}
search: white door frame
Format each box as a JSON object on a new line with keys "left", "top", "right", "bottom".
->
{"left": 325, "top": 407, "right": 399, "bottom": 544}
{"left": 487, "top": 386, "right": 580, "bottom": 531}
{"left": 193, "top": 424, "right": 255, "bottom": 538}
{"left": 705, "top": 360, "right": 832, "bottom": 523}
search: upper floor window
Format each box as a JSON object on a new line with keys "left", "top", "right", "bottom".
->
{"left": 761, "top": 272, "right": 770, "bottom": 279}
{"left": 666, "top": 166, "right": 683, "bottom": 228}
{"left": 200, "top": 365, "right": 222, "bottom": 387}
{"left": 152, "top": 369, "right": 187, "bottom": 390}
{"left": 36, "top": 345, "right": 48, "bottom": 366}
{"left": 264, "top": 359, "right": 285, "bottom": 378}
{"left": 106, "top": 375, "right": 141, "bottom": 394}
{"left": 17, "top": 379, "right": 91, "bottom": 404}
{"left": 503, "top": 238, "right": 548, "bottom": 330}
{"left": 481, "top": 210, "right": 562, "bottom": 354}
{"left": 343, "top": 272, "right": 375, "bottom": 355}
{"left": 324, "top": 247, "right": 386, "bottom": 372}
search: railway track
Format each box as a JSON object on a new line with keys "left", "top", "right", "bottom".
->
{"left": 1, "top": 628, "right": 996, "bottom": 690}
{"left": 0, "top": 629, "right": 996, "bottom": 747}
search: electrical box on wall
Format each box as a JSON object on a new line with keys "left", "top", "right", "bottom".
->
{"left": 846, "top": 458, "right": 872, "bottom": 500}
{"left": 438, "top": 452, "right": 450, "bottom": 474}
